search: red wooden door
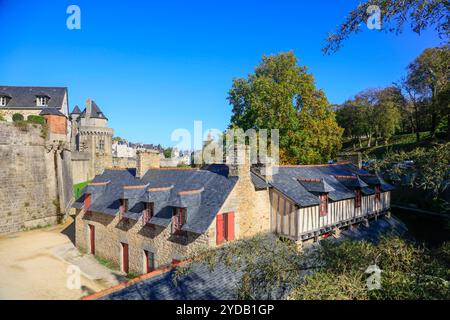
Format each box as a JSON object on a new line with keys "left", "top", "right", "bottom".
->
{"left": 122, "top": 243, "right": 129, "bottom": 273}
{"left": 89, "top": 224, "right": 95, "bottom": 255}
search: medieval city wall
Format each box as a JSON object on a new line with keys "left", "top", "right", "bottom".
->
{"left": 0, "top": 122, "right": 67, "bottom": 233}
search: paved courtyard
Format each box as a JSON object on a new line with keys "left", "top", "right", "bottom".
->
{"left": 0, "top": 218, "right": 124, "bottom": 300}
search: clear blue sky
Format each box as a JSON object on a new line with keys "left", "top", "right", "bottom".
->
{"left": 0, "top": 0, "right": 442, "bottom": 147}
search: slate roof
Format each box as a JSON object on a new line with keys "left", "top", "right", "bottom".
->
{"left": 80, "top": 100, "right": 108, "bottom": 119}
{"left": 39, "top": 107, "right": 67, "bottom": 117}
{"left": 73, "top": 167, "right": 238, "bottom": 234}
{"left": 267, "top": 163, "right": 393, "bottom": 207}
{"left": 0, "top": 86, "right": 67, "bottom": 110}
{"left": 70, "top": 105, "right": 81, "bottom": 114}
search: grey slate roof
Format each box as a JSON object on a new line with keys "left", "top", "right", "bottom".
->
{"left": 73, "top": 167, "right": 238, "bottom": 234}
{"left": 298, "top": 178, "right": 335, "bottom": 193}
{"left": 0, "top": 86, "right": 67, "bottom": 109}
{"left": 267, "top": 163, "right": 392, "bottom": 207}
{"left": 39, "top": 107, "right": 67, "bottom": 117}
{"left": 80, "top": 100, "right": 108, "bottom": 119}
{"left": 70, "top": 105, "right": 81, "bottom": 114}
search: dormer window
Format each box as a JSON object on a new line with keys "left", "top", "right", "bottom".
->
{"left": 143, "top": 202, "right": 154, "bottom": 224}
{"left": 172, "top": 207, "right": 186, "bottom": 235}
{"left": 0, "top": 96, "right": 8, "bottom": 107}
{"left": 355, "top": 188, "right": 362, "bottom": 209}
{"left": 319, "top": 194, "right": 328, "bottom": 217}
{"left": 120, "top": 198, "right": 128, "bottom": 216}
{"left": 36, "top": 96, "right": 49, "bottom": 107}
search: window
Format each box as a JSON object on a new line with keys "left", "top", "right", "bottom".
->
{"left": 144, "top": 250, "right": 155, "bottom": 273}
{"left": 172, "top": 207, "right": 186, "bottom": 235}
{"left": 36, "top": 96, "right": 48, "bottom": 107}
{"left": 319, "top": 194, "right": 328, "bottom": 217}
{"left": 355, "top": 188, "right": 362, "bottom": 208}
{"left": 84, "top": 193, "right": 92, "bottom": 212}
{"left": 216, "top": 212, "right": 235, "bottom": 245}
{"left": 143, "top": 202, "right": 154, "bottom": 224}
{"left": 0, "top": 96, "right": 7, "bottom": 107}
{"left": 98, "top": 139, "right": 105, "bottom": 151}
{"left": 375, "top": 185, "right": 381, "bottom": 202}
{"left": 120, "top": 198, "right": 128, "bottom": 216}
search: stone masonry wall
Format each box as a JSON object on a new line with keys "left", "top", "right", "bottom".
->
{"left": 0, "top": 122, "right": 61, "bottom": 233}
{"left": 76, "top": 209, "right": 212, "bottom": 274}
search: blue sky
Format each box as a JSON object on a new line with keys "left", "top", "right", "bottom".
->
{"left": 0, "top": 0, "right": 442, "bottom": 147}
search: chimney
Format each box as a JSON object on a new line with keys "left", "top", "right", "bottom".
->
{"left": 337, "top": 152, "right": 362, "bottom": 169}
{"left": 260, "top": 155, "right": 273, "bottom": 183}
{"left": 136, "top": 150, "right": 161, "bottom": 178}
{"left": 227, "top": 145, "right": 251, "bottom": 181}
{"left": 86, "top": 98, "right": 92, "bottom": 121}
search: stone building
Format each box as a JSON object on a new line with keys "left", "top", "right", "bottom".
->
{"left": 72, "top": 147, "right": 393, "bottom": 275}
{"left": 70, "top": 99, "right": 114, "bottom": 184}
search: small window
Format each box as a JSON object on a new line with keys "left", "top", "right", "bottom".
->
{"left": 120, "top": 198, "right": 128, "bottom": 215}
{"left": 36, "top": 96, "right": 48, "bottom": 107}
{"left": 144, "top": 250, "right": 155, "bottom": 273}
{"left": 98, "top": 139, "right": 105, "bottom": 151}
{"left": 319, "top": 194, "right": 328, "bottom": 217}
{"left": 172, "top": 207, "right": 186, "bottom": 235}
{"left": 375, "top": 185, "right": 381, "bottom": 202}
{"left": 0, "top": 96, "right": 7, "bottom": 107}
{"left": 143, "top": 202, "right": 154, "bottom": 224}
{"left": 355, "top": 188, "right": 362, "bottom": 208}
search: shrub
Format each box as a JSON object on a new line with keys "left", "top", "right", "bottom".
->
{"left": 27, "top": 115, "right": 45, "bottom": 125}
{"left": 12, "top": 113, "right": 24, "bottom": 122}
{"left": 0, "top": 111, "right": 5, "bottom": 121}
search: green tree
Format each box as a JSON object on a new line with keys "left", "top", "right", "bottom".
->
{"left": 228, "top": 51, "right": 343, "bottom": 164}
{"left": 323, "top": 0, "right": 449, "bottom": 54}
{"left": 406, "top": 46, "right": 450, "bottom": 138}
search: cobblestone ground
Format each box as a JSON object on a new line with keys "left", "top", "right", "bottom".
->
{"left": 0, "top": 218, "right": 124, "bottom": 300}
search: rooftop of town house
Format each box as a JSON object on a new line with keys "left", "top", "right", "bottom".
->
{"left": 39, "top": 107, "right": 67, "bottom": 117}
{"left": 70, "top": 105, "right": 81, "bottom": 114}
{"left": 267, "top": 163, "right": 393, "bottom": 207}
{"left": 0, "top": 86, "right": 67, "bottom": 109}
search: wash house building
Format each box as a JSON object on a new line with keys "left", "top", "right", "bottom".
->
{"left": 73, "top": 150, "right": 393, "bottom": 275}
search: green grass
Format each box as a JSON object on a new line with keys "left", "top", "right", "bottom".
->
{"left": 95, "top": 256, "right": 118, "bottom": 270}
{"left": 73, "top": 180, "right": 91, "bottom": 199}
{"left": 126, "top": 272, "right": 139, "bottom": 279}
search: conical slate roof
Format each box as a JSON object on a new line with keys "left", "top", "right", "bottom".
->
{"left": 70, "top": 105, "right": 81, "bottom": 114}
{"left": 80, "top": 100, "right": 108, "bottom": 120}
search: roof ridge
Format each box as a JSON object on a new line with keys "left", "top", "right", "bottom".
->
{"left": 279, "top": 161, "right": 351, "bottom": 168}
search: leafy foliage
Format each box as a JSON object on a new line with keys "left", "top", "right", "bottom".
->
{"left": 176, "top": 234, "right": 450, "bottom": 300}
{"left": 323, "top": 0, "right": 449, "bottom": 54}
{"left": 12, "top": 113, "right": 24, "bottom": 122}
{"left": 228, "top": 51, "right": 343, "bottom": 164}
{"left": 27, "top": 115, "right": 45, "bottom": 125}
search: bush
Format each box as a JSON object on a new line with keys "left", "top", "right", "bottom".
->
{"left": 0, "top": 111, "right": 5, "bottom": 121}
{"left": 12, "top": 113, "right": 24, "bottom": 122}
{"left": 27, "top": 115, "right": 45, "bottom": 125}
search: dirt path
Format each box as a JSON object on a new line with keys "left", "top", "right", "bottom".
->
{"left": 0, "top": 219, "right": 123, "bottom": 300}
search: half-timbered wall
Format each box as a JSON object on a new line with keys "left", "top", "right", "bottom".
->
{"left": 271, "top": 190, "right": 391, "bottom": 240}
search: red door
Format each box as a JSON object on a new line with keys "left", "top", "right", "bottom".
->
{"left": 121, "top": 243, "right": 129, "bottom": 273}
{"left": 89, "top": 225, "right": 95, "bottom": 255}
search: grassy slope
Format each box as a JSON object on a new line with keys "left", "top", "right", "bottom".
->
{"left": 342, "top": 132, "right": 433, "bottom": 159}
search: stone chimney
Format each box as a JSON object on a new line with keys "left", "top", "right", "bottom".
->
{"left": 337, "top": 152, "right": 362, "bottom": 169}
{"left": 227, "top": 145, "right": 251, "bottom": 182}
{"left": 136, "top": 150, "right": 161, "bottom": 178}
{"left": 85, "top": 98, "right": 92, "bottom": 122}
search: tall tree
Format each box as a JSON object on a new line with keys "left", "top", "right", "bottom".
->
{"left": 228, "top": 51, "right": 343, "bottom": 164}
{"left": 406, "top": 46, "right": 450, "bottom": 138}
{"left": 323, "top": 0, "right": 449, "bottom": 54}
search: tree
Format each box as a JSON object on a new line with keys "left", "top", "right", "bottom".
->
{"left": 163, "top": 147, "right": 174, "bottom": 158}
{"left": 406, "top": 46, "right": 450, "bottom": 138}
{"left": 323, "top": 0, "right": 449, "bottom": 54}
{"left": 175, "top": 234, "right": 450, "bottom": 300}
{"left": 228, "top": 51, "right": 343, "bottom": 164}
{"left": 12, "top": 113, "right": 24, "bottom": 122}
